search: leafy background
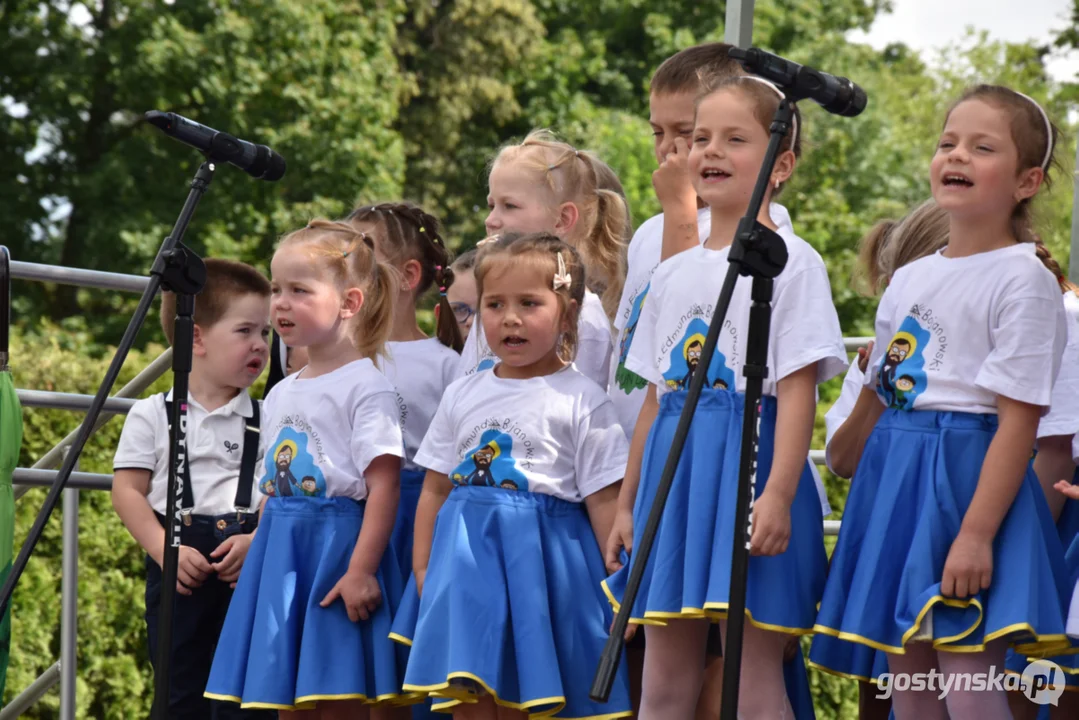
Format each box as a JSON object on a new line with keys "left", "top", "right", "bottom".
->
{"left": 4, "top": 0, "right": 1079, "bottom": 716}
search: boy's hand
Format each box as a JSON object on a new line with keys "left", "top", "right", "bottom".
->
{"left": 857, "top": 340, "right": 874, "bottom": 373}
{"left": 177, "top": 546, "right": 213, "bottom": 595}
{"left": 653, "top": 137, "right": 697, "bottom": 212}
{"left": 321, "top": 569, "right": 382, "bottom": 622}
{"left": 210, "top": 534, "right": 254, "bottom": 585}
{"left": 750, "top": 490, "right": 792, "bottom": 556}
{"left": 1055, "top": 479, "right": 1079, "bottom": 501}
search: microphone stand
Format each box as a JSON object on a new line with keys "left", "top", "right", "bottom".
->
{"left": 0, "top": 160, "right": 216, "bottom": 720}
{"left": 590, "top": 99, "right": 799, "bottom": 720}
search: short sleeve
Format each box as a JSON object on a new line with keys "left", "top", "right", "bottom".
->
{"left": 113, "top": 396, "right": 162, "bottom": 472}
{"left": 624, "top": 274, "right": 665, "bottom": 387}
{"left": 576, "top": 330, "right": 613, "bottom": 391}
{"left": 865, "top": 285, "right": 899, "bottom": 388}
{"left": 976, "top": 293, "right": 1066, "bottom": 408}
{"left": 414, "top": 388, "right": 458, "bottom": 475}
{"left": 350, "top": 389, "right": 405, "bottom": 474}
{"left": 772, "top": 265, "right": 848, "bottom": 384}
{"left": 1040, "top": 310, "right": 1079, "bottom": 438}
{"left": 824, "top": 363, "right": 864, "bottom": 473}
{"left": 574, "top": 398, "right": 630, "bottom": 498}
{"left": 455, "top": 322, "right": 484, "bottom": 379}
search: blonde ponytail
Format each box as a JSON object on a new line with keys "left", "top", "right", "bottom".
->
{"left": 355, "top": 260, "right": 398, "bottom": 362}
{"left": 588, "top": 188, "right": 629, "bottom": 319}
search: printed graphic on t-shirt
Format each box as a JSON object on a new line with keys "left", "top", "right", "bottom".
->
{"left": 450, "top": 428, "right": 529, "bottom": 491}
{"left": 615, "top": 283, "right": 649, "bottom": 394}
{"left": 662, "top": 317, "right": 736, "bottom": 391}
{"left": 477, "top": 358, "right": 496, "bottom": 372}
{"left": 260, "top": 425, "right": 327, "bottom": 497}
{"left": 877, "top": 314, "right": 931, "bottom": 410}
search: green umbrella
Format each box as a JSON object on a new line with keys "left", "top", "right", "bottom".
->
{"left": 0, "top": 245, "right": 19, "bottom": 700}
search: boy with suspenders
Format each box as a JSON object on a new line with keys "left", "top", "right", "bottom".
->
{"left": 111, "top": 259, "right": 275, "bottom": 719}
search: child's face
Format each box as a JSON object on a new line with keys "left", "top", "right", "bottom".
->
{"left": 931, "top": 99, "right": 1040, "bottom": 221}
{"left": 485, "top": 161, "right": 559, "bottom": 237}
{"left": 270, "top": 245, "right": 354, "bottom": 348}
{"left": 480, "top": 261, "right": 571, "bottom": 377}
{"left": 195, "top": 293, "right": 271, "bottom": 390}
{"left": 446, "top": 268, "right": 478, "bottom": 335}
{"left": 285, "top": 345, "right": 309, "bottom": 375}
{"left": 688, "top": 89, "right": 776, "bottom": 214}
{"left": 649, "top": 90, "right": 697, "bottom": 165}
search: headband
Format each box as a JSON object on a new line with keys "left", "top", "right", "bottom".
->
{"left": 1013, "top": 91, "right": 1053, "bottom": 170}
{"left": 740, "top": 76, "right": 799, "bottom": 150}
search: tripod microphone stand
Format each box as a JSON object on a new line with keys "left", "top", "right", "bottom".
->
{"left": 590, "top": 98, "right": 800, "bottom": 720}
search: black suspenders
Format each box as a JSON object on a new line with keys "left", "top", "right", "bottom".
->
{"left": 163, "top": 394, "right": 261, "bottom": 520}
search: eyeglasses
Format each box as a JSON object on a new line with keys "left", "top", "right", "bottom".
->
{"left": 450, "top": 302, "right": 476, "bottom": 325}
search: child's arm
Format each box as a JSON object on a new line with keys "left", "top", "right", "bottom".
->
{"left": 412, "top": 470, "right": 453, "bottom": 596}
{"left": 606, "top": 384, "right": 659, "bottom": 571}
{"left": 829, "top": 386, "right": 886, "bottom": 479}
{"left": 585, "top": 483, "right": 620, "bottom": 551}
{"left": 1055, "top": 478, "right": 1079, "bottom": 500}
{"left": 942, "top": 396, "right": 1041, "bottom": 598}
{"left": 751, "top": 363, "right": 817, "bottom": 557}
{"left": 656, "top": 137, "right": 700, "bottom": 262}
{"left": 111, "top": 468, "right": 212, "bottom": 595}
{"left": 1035, "top": 434, "right": 1075, "bottom": 522}
{"left": 320, "top": 453, "right": 400, "bottom": 622}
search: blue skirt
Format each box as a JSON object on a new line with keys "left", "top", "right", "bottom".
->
{"left": 603, "top": 390, "right": 827, "bottom": 632}
{"left": 811, "top": 409, "right": 1072, "bottom": 672}
{"left": 204, "top": 497, "right": 407, "bottom": 710}
{"left": 389, "top": 486, "right": 632, "bottom": 719}
{"left": 390, "top": 469, "right": 427, "bottom": 585}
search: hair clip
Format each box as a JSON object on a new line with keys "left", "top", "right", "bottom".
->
{"left": 342, "top": 249, "right": 351, "bottom": 258}
{"left": 553, "top": 251, "right": 572, "bottom": 291}
{"left": 419, "top": 226, "right": 425, "bottom": 233}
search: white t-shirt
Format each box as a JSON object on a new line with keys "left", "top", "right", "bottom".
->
{"left": 455, "top": 290, "right": 613, "bottom": 390}
{"left": 378, "top": 338, "right": 460, "bottom": 471}
{"left": 824, "top": 362, "right": 865, "bottom": 475}
{"left": 415, "top": 366, "right": 628, "bottom": 502}
{"left": 260, "top": 358, "right": 404, "bottom": 501}
{"left": 1039, "top": 291, "right": 1079, "bottom": 460}
{"left": 625, "top": 226, "right": 847, "bottom": 399}
{"left": 865, "top": 244, "right": 1066, "bottom": 414}
{"left": 113, "top": 390, "right": 262, "bottom": 516}
{"left": 608, "top": 204, "right": 793, "bottom": 436}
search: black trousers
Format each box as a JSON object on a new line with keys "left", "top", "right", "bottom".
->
{"left": 145, "top": 513, "right": 275, "bottom": 720}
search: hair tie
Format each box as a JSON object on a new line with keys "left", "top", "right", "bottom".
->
{"left": 553, "top": 251, "right": 572, "bottom": 291}
{"left": 740, "top": 76, "right": 799, "bottom": 150}
{"left": 1013, "top": 91, "right": 1053, "bottom": 170}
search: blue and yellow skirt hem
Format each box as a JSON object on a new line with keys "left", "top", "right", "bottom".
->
{"left": 809, "top": 409, "right": 1073, "bottom": 676}
{"left": 390, "top": 486, "right": 632, "bottom": 720}
{"left": 602, "top": 390, "right": 827, "bottom": 633}
{"left": 204, "top": 496, "right": 410, "bottom": 710}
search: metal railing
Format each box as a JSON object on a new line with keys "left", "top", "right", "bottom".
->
{"left": 2, "top": 255, "right": 861, "bottom": 717}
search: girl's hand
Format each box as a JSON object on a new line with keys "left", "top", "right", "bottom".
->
{"left": 941, "top": 531, "right": 993, "bottom": 598}
{"left": 605, "top": 508, "right": 634, "bottom": 573}
{"left": 857, "top": 340, "right": 874, "bottom": 373}
{"left": 321, "top": 569, "right": 382, "bottom": 622}
{"left": 210, "top": 533, "right": 253, "bottom": 584}
{"left": 415, "top": 568, "right": 426, "bottom": 598}
{"left": 1054, "top": 479, "right": 1079, "bottom": 501}
{"left": 750, "top": 490, "right": 792, "bottom": 556}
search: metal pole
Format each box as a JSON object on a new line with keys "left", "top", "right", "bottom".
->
{"left": 16, "top": 389, "right": 136, "bottom": 414}
{"left": 0, "top": 662, "right": 61, "bottom": 720}
{"left": 14, "top": 348, "right": 172, "bottom": 500}
{"left": 9, "top": 260, "right": 149, "bottom": 293}
{"left": 60, "top": 485, "right": 79, "bottom": 720}
{"left": 724, "top": 0, "right": 755, "bottom": 48}
{"left": 1069, "top": 139, "right": 1079, "bottom": 283}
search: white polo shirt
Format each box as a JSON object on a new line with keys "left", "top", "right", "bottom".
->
{"left": 113, "top": 390, "right": 262, "bottom": 516}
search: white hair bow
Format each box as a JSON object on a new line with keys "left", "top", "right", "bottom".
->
{"left": 553, "top": 251, "right": 572, "bottom": 290}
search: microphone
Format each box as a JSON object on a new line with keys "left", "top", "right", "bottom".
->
{"left": 727, "top": 48, "right": 867, "bottom": 117}
{"left": 145, "top": 111, "right": 287, "bottom": 181}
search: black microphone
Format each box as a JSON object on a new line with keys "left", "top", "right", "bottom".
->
{"left": 145, "top": 111, "right": 286, "bottom": 181}
{"left": 727, "top": 48, "right": 867, "bottom": 117}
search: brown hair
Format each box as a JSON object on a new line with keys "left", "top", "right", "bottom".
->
{"left": 697, "top": 76, "right": 803, "bottom": 195}
{"left": 345, "top": 202, "right": 462, "bottom": 352}
{"left": 490, "top": 130, "right": 629, "bottom": 322}
{"left": 857, "top": 199, "right": 950, "bottom": 295}
{"left": 276, "top": 219, "right": 398, "bottom": 362}
{"left": 650, "top": 43, "right": 743, "bottom": 96}
{"left": 474, "top": 232, "right": 586, "bottom": 364}
{"left": 945, "top": 85, "right": 1060, "bottom": 245}
{"left": 1034, "top": 242, "right": 1079, "bottom": 294}
{"left": 451, "top": 248, "right": 478, "bottom": 273}
{"left": 160, "top": 258, "right": 270, "bottom": 345}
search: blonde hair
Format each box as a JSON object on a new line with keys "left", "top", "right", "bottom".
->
{"left": 856, "top": 199, "right": 949, "bottom": 295}
{"left": 277, "top": 219, "right": 397, "bottom": 362}
{"left": 474, "top": 232, "right": 586, "bottom": 364}
{"left": 491, "top": 130, "right": 629, "bottom": 321}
